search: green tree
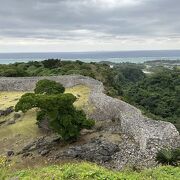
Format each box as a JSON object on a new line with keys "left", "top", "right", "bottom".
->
{"left": 42, "top": 59, "right": 61, "bottom": 69}
{"left": 34, "top": 79, "right": 65, "bottom": 94}
{"left": 2, "top": 68, "right": 28, "bottom": 77}
{"left": 125, "top": 69, "right": 180, "bottom": 131}
{"left": 15, "top": 81, "right": 94, "bottom": 141}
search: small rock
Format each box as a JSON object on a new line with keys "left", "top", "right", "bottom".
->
{"left": 9, "top": 177, "right": 19, "bottom": 180}
{"left": 0, "top": 120, "right": 6, "bottom": 125}
{"left": 80, "top": 129, "right": 95, "bottom": 135}
{"left": 0, "top": 106, "right": 14, "bottom": 116}
{"left": 21, "top": 142, "right": 35, "bottom": 153}
{"left": 7, "top": 150, "right": 14, "bottom": 157}
{"left": 6, "top": 119, "right": 16, "bottom": 125}
{"left": 14, "top": 113, "right": 21, "bottom": 120}
{"left": 22, "top": 152, "right": 32, "bottom": 158}
{"left": 0, "top": 110, "right": 4, "bottom": 116}
{"left": 40, "top": 150, "right": 50, "bottom": 156}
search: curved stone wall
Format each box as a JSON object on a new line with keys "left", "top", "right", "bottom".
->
{"left": 0, "top": 75, "right": 179, "bottom": 150}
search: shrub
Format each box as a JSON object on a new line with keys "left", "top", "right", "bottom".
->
{"left": 156, "top": 148, "right": 180, "bottom": 166}
{"left": 34, "top": 79, "right": 65, "bottom": 94}
{"left": 2, "top": 68, "right": 28, "bottom": 77}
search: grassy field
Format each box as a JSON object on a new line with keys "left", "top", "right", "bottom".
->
{"left": 0, "top": 91, "right": 40, "bottom": 155}
{"left": 0, "top": 85, "right": 91, "bottom": 131}
{"left": 0, "top": 87, "right": 180, "bottom": 179}
{"left": 0, "top": 162, "right": 180, "bottom": 180}
{"left": 66, "top": 85, "right": 91, "bottom": 109}
{"left": 0, "top": 91, "right": 26, "bottom": 110}
{"left": 0, "top": 85, "right": 91, "bottom": 111}
{"left": 0, "top": 85, "right": 92, "bottom": 155}
{"left": 66, "top": 85, "right": 95, "bottom": 113}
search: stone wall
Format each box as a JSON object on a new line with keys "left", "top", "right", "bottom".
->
{"left": 0, "top": 75, "right": 179, "bottom": 150}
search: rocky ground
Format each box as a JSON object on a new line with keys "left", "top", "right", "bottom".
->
{"left": 0, "top": 103, "right": 159, "bottom": 171}
{"left": 0, "top": 78, "right": 179, "bottom": 171}
{"left": 5, "top": 127, "right": 160, "bottom": 171}
{"left": 0, "top": 105, "right": 158, "bottom": 171}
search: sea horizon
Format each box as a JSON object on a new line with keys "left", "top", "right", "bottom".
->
{"left": 0, "top": 50, "right": 180, "bottom": 64}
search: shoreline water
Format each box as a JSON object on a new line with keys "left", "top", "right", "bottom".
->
{"left": 1, "top": 57, "right": 180, "bottom": 65}
{"left": 1, "top": 50, "right": 180, "bottom": 64}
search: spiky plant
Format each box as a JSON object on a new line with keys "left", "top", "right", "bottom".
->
{"left": 156, "top": 148, "right": 180, "bottom": 166}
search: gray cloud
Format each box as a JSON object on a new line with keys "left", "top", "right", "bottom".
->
{"left": 0, "top": 0, "right": 180, "bottom": 46}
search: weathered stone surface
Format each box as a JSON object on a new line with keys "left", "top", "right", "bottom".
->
{"left": 0, "top": 106, "right": 14, "bottom": 116}
{"left": 0, "top": 112, "right": 22, "bottom": 127}
{"left": 17, "top": 135, "right": 60, "bottom": 156}
{"left": 0, "top": 120, "right": 6, "bottom": 125}
{"left": 6, "top": 119, "right": 16, "bottom": 125}
{"left": 40, "top": 149, "right": 50, "bottom": 156}
{"left": 53, "top": 134, "right": 159, "bottom": 170}
{"left": 22, "top": 152, "right": 33, "bottom": 158}
{"left": 62, "top": 139, "right": 119, "bottom": 163}
{"left": 0, "top": 75, "right": 179, "bottom": 150}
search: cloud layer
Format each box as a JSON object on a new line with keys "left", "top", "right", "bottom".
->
{"left": 0, "top": 0, "right": 180, "bottom": 52}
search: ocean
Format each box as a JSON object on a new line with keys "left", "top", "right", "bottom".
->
{"left": 0, "top": 50, "right": 180, "bottom": 64}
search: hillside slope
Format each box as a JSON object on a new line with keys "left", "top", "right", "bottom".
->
{"left": 1, "top": 162, "right": 180, "bottom": 180}
{"left": 0, "top": 75, "right": 179, "bottom": 171}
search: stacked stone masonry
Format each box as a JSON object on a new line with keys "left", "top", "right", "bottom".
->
{"left": 0, "top": 75, "right": 179, "bottom": 150}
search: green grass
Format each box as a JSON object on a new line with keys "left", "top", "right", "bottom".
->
{"left": 0, "top": 85, "right": 91, "bottom": 138}
{"left": 0, "top": 85, "right": 93, "bottom": 155}
{"left": 0, "top": 85, "right": 92, "bottom": 113}
{"left": 0, "top": 91, "right": 25, "bottom": 110}
{"left": 1, "top": 162, "right": 180, "bottom": 180}
{"left": 0, "top": 85, "right": 92, "bottom": 136}
{"left": 65, "top": 85, "right": 95, "bottom": 113}
{"left": 0, "top": 110, "right": 39, "bottom": 138}
{"left": 0, "top": 91, "right": 43, "bottom": 155}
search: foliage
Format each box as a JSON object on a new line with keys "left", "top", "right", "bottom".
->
{"left": 0, "top": 65, "right": 28, "bottom": 77}
{"left": 1, "top": 59, "right": 179, "bottom": 131}
{"left": 125, "top": 69, "right": 180, "bottom": 130}
{"left": 0, "top": 162, "right": 180, "bottom": 180}
{"left": 156, "top": 148, "right": 180, "bottom": 166}
{"left": 15, "top": 81, "right": 94, "bottom": 141}
{"left": 0, "top": 60, "right": 144, "bottom": 96}
{"left": 114, "top": 63, "right": 145, "bottom": 83}
{"left": 0, "top": 156, "right": 11, "bottom": 180}
{"left": 0, "top": 156, "right": 6, "bottom": 168}
{"left": 42, "top": 59, "right": 61, "bottom": 69}
{"left": 34, "top": 79, "right": 65, "bottom": 94}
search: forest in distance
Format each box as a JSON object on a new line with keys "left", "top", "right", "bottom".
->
{"left": 0, "top": 59, "right": 179, "bottom": 131}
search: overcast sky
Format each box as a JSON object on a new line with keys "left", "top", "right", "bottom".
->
{"left": 0, "top": 0, "right": 180, "bottom": 52}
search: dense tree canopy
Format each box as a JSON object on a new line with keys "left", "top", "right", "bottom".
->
{"left": 1, "top": 59, "right": 179, "bottom": 131}
{"left": 42, "top": 59, "right": 61, "bottom": 69}
{"left": 125, "top": 69, "right": 180, "bottom": 130}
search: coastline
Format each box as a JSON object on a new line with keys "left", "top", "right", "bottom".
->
{"left": 1, "top": 50, "right": 180, "bottom": 64}
{"left": 0, "top": 57, "right": 180, "bottom": 65}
